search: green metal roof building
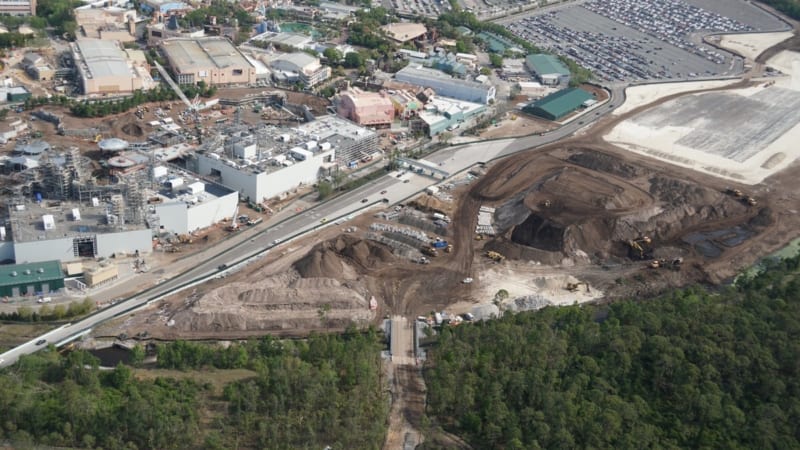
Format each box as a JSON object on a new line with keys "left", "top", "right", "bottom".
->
{"left": 525, "top": 54, "right": 570, "bottom": 85}
{"left": 523, "top": 88, "right": 594, "bottom": 121}
{"left": 0, "top": 260, "right": 64, "bottom": 298}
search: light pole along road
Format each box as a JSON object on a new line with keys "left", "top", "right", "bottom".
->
{"left": 0, "top": 87, "right": 626, "bottom": 368}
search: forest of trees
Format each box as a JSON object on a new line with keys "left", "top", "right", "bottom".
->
{"left": 0, "top": 329, "right": 387, "bottom": 449}
{"left": 425, "top": 255, "right": 800, "bottom": 449}
{"left": 759, "top": 0, "right": 800, "bottom": 20}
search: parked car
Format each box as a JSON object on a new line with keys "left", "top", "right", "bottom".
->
{"left": 380, "top": 190, "right": 388, "bottom": 194}
{"left": 361, "top": 198, "right": 369, "bottom": 203}
{"left": 35, "top": 339, "right": 46, "bottom": 346}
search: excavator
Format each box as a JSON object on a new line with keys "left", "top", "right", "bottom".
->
{"left": 486, "top": 251, "right": 505, "bottom": 262}
{"left": 626, "top": 236, "right": 652, "bottom": 259}
{"left": 566, "top": 282, "right": 590, "bottom": 292}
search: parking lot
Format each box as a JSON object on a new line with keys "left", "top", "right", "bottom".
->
{"left": 507, "top": 4, "right": 747, "bottom": 82}
{"left": 386, "top": 0, "right": 450, "bottom": 18}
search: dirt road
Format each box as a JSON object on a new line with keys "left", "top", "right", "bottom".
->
{"left": 384, "top": 316, "right": 425, "bottom": 450}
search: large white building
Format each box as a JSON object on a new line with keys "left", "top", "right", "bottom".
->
{"left": 161, "top": 37, "right": 257, "bottom": 86}
{"left": 0, "top": 201, "right": 152, "bottom": 264}
{"left": 395, "top": 65, "right": 495, "bottom": 104}
{"left": 150, "top": 171, "right": 239, "bottom": 234}
{"left": 269, "top": 52, "right": 331, "bottom": 87}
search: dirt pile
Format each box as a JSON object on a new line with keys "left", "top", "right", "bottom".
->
{"left": 169, "top": 271, "right": 374, "bottom": 333}
{"left": 121, "top": 123, "right": 144, "bottom": 137}
{"left": 294, "top": 235, "right": 395, "bottom": 277}
{"left": 409, "top": 195, "right": 449, "bottom": 214}
{"left": 484, "top": 148, "right": 768, "bottom": 265}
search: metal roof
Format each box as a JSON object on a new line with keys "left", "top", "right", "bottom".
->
{"left": 75, "top": 39, "right": 131, "bottom": 79}
{"left": 526, "top": 54, "right": 570, "bottom": 76}
{"left": 0, "top": 260, "right": 63, "bottom": 288}
{"left": 525, "top": 88, "right": 593, "bottom": 120}
{"left": 161, "top": 37, "right": 254, "bottom": 73}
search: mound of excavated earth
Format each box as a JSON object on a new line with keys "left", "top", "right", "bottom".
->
{"left": 167, "top": 237, "right": 396, "bottom": 334}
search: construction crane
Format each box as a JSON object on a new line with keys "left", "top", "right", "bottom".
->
{"left": 227, "top": 205, "right": 240, "bottom": 232}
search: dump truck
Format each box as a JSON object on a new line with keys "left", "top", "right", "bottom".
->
{"left": 421, "top": 247, "right": 438, "bottom": 257}
{"left": 486, "top": 251, "right": 505, "bottom": 262}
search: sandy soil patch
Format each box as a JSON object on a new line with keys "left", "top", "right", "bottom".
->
{"left": 614, "top": 79, "right": 739, "bottom": 116}
{"left": 714, "top": 31, "right": 793, "bottom": 60}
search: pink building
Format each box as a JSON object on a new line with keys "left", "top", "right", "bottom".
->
{"left": 337, "top": 88, "right": 395, "bottom": 127}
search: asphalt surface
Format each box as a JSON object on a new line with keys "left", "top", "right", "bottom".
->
{"left": 0, "top": 86, "right": 625, "bottom": 368}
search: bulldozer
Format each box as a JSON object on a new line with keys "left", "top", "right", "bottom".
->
{"left": 566, "top": 282, "right": 590, "bottom": 292}
{"left": 486, "top": 251, "right": 505, "bottom": 262}
{"left": 421, "top": 246, "right": 438, "bottom": 257}
{"left": 626, "top": 236, "right": 652, "bottom": 259}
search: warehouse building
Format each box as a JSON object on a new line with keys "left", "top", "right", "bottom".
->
{"left": 151, "top": 173, "right": 239, "bottom": 234}
{"left": 337, "top": 88, "right": 395, "bottom": 127}
{"left": 381, "top": 22, "right": 427, "bottom": 43}
{"left": 3, "top": 200, "right": 153, "bottom": 264}
{"left": 269, "top": 52, "right": 330, "bottom": 87}
{"left": 71, "top": 39, "right": 152, "bottom": 95}
{"left": 0, "top": 260, "right": 64, "bottom": 298}
{"left": 525, "top": 54, "right": 571, "bottom": 86}
{"left": 417, "top": 96, "right": 486, "bottom": 136}
{"left": 395, "top": 65, "right": 495, "bottom": 104}
{"left": 160, "top": 37, "right": 256, "bottom": 86}
{"left": 523, "top": 88, "right": 594, "bottom": 121}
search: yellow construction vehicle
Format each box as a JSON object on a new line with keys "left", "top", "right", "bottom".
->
{"left": 474, "top": 234, "right": 484, "bottom": 241}
{"left": 726, "top": 188, "right": 744, "bottom": 198}
{"left": 542, "top": 199, "right": 552, "bottom": 208}
{"left": 486, "top": 251, "right": 505, "bottom": 262}
{"left": 177, "top": 234, "right": 193, "bottom": 244}
{"left": 421, "top": 246, "right": 438, "bottom": 257}
{"left": 566, "top": 282, "right": 590, "bottom": 292}
{"left": 93, "top": 134, "right": 102, "bottom": 143}
{"left": 444, "top": 244, "right": 453, "bottom": 253}
{"left": 745, "top": 196, "right": 757, "bottom": 206}
{"left": 649, "top": 257, "right": 683, "bottom": 270}
{"left": 626, "top": 236, "right": 652, "bottom": 259}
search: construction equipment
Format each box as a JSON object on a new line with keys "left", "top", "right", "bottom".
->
{"left": 227, "top": 205, "right": 240, "bottom": 232}
{"left": 744, "top": 196, "right": 757, "bottom": 207}
{"left": 93, "top": 134, "right": 102, "bottom": 143}
{"left": 726, "top": 188, "right": 744, "bottom": 198}
{"left": 542, "top": 199, "right": 552, "bottom": 208}
{"left": 421, "top": 246, "right": 438, "bottom": 257}
{"left": 649, "top": 257, "right": 683, "bottom": 270}
{"left": 485, "top": 251, "right": 505, "bottom": 262}
{"left": 474, "top": 234, "right": 484, "bottom": 241}
{"left": 444, "top": 244, "right": 453, "bottom": 253}
{"left": 566, "top": 282, "right": 590, "bottom": 292}
{"left": 626, "top": 236, "right": 652, "bottom": 259}
{"left": 177, "top": 234, "right": 193, "bottom": 244}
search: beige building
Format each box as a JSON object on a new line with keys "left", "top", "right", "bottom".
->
{"left": 0, "top": 0, "right": 36, "bottom": 16}
{"left": 85, "top": 264, "right": 119, "bottom": 287}
{"left": 75, "top": 7, "right": 138, "bottom": 42}
{"left": 381, "top": 22, "right": 427, "bottom": 43}
{"left": 72, "top": 39, "right": 152, "bottom": 95}
{"left": 160, "top": 37, "right": 256, "bottom": 86}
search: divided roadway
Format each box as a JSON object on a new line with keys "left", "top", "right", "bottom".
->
{"left": 0, "top": 87, "right": 625, "bottom": 368}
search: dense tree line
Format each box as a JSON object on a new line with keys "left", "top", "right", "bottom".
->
{"left": 759, "top": 0, "right": 800, "bottom": 20}
{"left": 0, "top": 328, "right": 387, "bottom": 449}
{"left": 0, "top": 298, "right": 94, "bottom": 322}
{"left": 0, "top": 351, "right": 202, "bottom": 448}
{"left": 425, "top": 255, "right": 800, "bottom": 449}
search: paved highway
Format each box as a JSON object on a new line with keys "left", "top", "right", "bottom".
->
{"left": 0, "top": 87, "right": 625, "bottom": 368}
